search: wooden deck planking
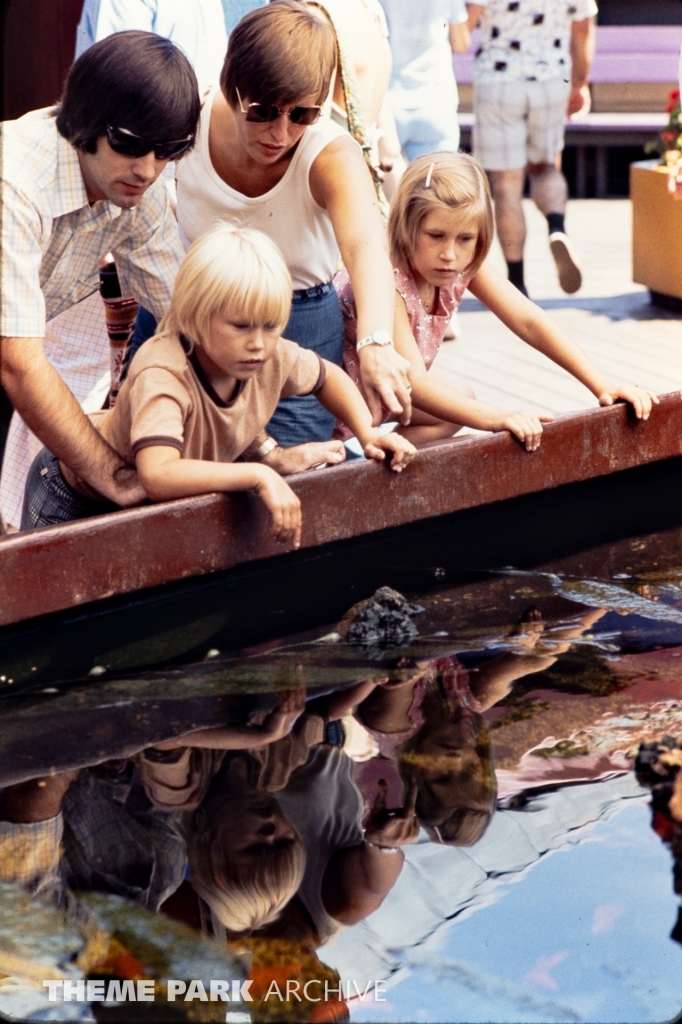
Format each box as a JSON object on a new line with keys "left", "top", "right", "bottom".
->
{"left": 432, "top": 199, "right": 682, "bottom": 416}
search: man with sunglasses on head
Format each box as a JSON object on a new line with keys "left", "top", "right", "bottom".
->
{"left": 0, "top": 30, "right": 200, "bottom": 525}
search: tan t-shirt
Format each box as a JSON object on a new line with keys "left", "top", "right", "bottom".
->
{"left": 90, "top": 333, "right": 325, "bottom": 471}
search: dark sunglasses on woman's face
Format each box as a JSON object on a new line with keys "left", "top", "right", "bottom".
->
{"left": 106, "top": 125, "right": 194, "bottom": 161}
{"left": 236, "top": 87, "right": 322, "bottom": 127}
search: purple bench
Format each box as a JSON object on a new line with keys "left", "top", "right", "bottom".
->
{"left": 453, "top": 26, "right": 680, "bottom": 196}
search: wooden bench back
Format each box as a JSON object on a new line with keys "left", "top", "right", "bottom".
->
{"left": 454, "top": 26, "right": 682, "bottom": 113}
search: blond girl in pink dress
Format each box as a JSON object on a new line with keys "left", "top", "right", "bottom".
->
{"left": 335, "top": 152, "right": 657, "bottom": 449}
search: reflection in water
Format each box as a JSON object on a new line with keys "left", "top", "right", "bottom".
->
{"left": 1, "top": 533, "right": 682, "bottom": 1021}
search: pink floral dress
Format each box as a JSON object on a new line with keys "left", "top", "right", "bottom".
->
{"left": 333, "top": 265, "right": 471, "bottom": 439}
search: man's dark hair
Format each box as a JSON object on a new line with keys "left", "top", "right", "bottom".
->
{"left": 55, "top": 30, "right": 200, "bottom": 154}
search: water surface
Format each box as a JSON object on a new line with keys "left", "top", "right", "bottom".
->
{"left": 1, "top": 526, "right": 682, "bottom": 1023}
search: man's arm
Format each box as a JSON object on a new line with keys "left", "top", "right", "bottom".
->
{"left": 0, "top": 772, "right": 78, "bottom": 823}
{"left": 466, "top": 3, "right": 484, "bottom": 30}
{"left": 449, "top": 21, "right": 471, "bottom": 53}
{"left": 568, "top": 17, "right": 595, "bottom": 118}
{"left": 0, "top": 337, "right": 145, "bottom": 507}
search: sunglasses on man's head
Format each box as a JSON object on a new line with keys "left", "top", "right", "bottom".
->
{"left": 235, "top": 88, "right": 322, "bottom": 127}
{"left": 106, "top": 125, "right": 194, "bottom": 161}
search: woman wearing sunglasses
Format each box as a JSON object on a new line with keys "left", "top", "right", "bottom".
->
{"left": 176, "top": 0, "right": 412, "bottom": 466}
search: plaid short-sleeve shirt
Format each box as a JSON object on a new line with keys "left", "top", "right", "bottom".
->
{"left": 0, "top": 107, "right": 184, "bottom": 338}
{"left": 473, "top": 0, "right": 598, "bottom": 84}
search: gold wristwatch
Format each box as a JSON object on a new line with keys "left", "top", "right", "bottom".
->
{"left": 244, "top": 436, "right": 279, "bottom": 461}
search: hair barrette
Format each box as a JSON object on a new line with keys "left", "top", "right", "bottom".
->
{"left": 424, "top": 162, "right": 435, "bottom": 188}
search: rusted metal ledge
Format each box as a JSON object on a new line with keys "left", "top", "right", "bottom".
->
{"left": 0, "top": 392, "right": 680, "bottom": 628}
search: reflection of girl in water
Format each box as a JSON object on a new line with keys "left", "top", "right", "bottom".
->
{"left": 357, "top": 656, "right": 497, "bottom": 845}
{"left": 398, "top": 659, "right": 497, "bottom": 844}
{"left": 355, "top": 615, "right": 568, "bottom": 844}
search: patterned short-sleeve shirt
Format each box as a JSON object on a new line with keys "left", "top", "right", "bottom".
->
{"left": 0, "top": 107, "right": 184, "bottom": 338}
{"left": 473, "top": 0, "right": 598, "bottom": 84}
{"left": 332, "top": 264, "right": 470, "bottom": 439}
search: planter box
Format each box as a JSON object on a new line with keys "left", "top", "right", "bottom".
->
{"left": 631, "top": 159, "right": 682, "bottom": 300}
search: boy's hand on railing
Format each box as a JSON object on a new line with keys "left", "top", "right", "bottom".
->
{"left": 496, "top": 410, "right": 554, "bottom": 451}
{"left": 598, "top": 384, "right": 659, "bottom": 420}
{"left": 363, "top": 431, "right": 417, "bottom": 472}
{"left": 252, "top": 466, "right": 302, "bottom": 548}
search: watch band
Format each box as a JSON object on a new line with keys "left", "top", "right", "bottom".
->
{"left": 244, "top": 436, "right": 279, "bottom": 462}
{"left": 364, "top": 838, "right": 400, "bottom": 853}
{"left": 356, "top": 330, "right": 394, "bottom": 354}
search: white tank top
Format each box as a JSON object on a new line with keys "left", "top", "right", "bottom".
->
{"left": 176, "top": 88, "right": 348, "bottom": 290}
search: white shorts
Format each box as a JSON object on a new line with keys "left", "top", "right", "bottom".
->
{"left": 472, "top": 78, "right": 570, "bottom": 171}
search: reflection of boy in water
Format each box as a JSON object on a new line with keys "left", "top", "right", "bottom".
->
{"left": 144, "top": 681, "right": 414, "bottom": 938}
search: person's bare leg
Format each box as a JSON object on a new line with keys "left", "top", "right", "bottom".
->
{"left": 528, "top": 156, "right": 582, "bottom": 293}
{"left": 488, "top": 168, "right": 528, "bottom": 295}
{"left": 527, "top": 156, "right": 567, "bottom": 215}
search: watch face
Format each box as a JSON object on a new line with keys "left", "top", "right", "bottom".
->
{"left": 372, "top": 330, "right": 393, "bottom": 346}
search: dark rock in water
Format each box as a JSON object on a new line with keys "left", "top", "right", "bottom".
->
{"left": 344, "top": 586, "right": 424, "bottom": 648}
{"left": 635, "top": 735, "right": 682, "bottom": 782}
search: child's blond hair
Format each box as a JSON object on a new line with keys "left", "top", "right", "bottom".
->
{"left": 186, "top": 805, "right": 306, "bottom": 934}
{"left": 157, "top": 225, "right": 292, "bottom": 353}
{"left": 389, "top": 152, "right": 494, "bottom": 277}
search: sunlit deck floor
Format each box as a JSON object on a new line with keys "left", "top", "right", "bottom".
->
{"left": 431, "top": 198, "right": 682, "bottom": 432}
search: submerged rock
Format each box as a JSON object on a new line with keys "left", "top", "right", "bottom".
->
{"left": 635, "top": 735, "right": 682, "bottom": 781}
{"left": 343, "top": 587, "right": 424, "bottom": 648}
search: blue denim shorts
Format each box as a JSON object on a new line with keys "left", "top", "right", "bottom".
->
{"left": 266, "top": 281, "right": 344, "bottom": 447}
{"left": 21, "top": 447, "right": 116, "bottom": 531}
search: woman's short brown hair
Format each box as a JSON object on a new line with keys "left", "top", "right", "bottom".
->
{"left": 220, "top": 1, "right": 336, "bottom": 108}
{"left": 389, "top": 152, "right": 494, "bottom": 277}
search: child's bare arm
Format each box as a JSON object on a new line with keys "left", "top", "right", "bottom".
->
{"left": 394, "top": 296, "right": 552, "bottom": 450}
{"left": 152, "top": 690, "right": 306, "bottom": 750}
{"left": 313, "top": 678, "right": 384, "bottom": 721}
{"left": 315, "top": 362, "right": 417, "bottom": 471}
{"left": 468, "top": 263, "right": 659, "bottom": 419}
{"left": 471, "top": 608, "right": 607, "bottom": 709}
{"left": 136, "top": 445, "right": 302, "bottom": 547}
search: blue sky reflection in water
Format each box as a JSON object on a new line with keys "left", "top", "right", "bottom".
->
{"left": 339, "top": 801, "right": 682, "bottom": 1023}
